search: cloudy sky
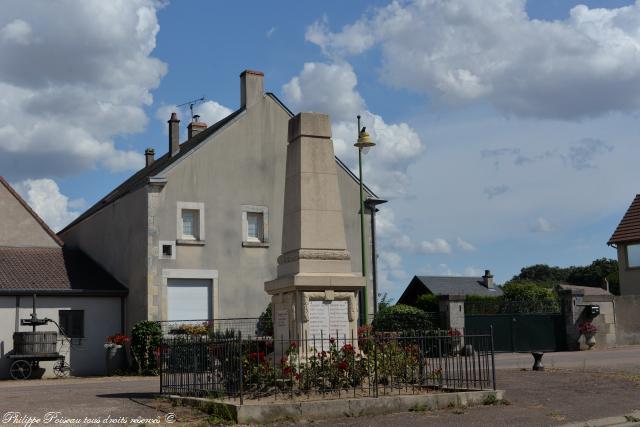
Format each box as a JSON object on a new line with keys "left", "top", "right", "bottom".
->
{"left": 2, "top": 0, "right": 639, "bottom": 300}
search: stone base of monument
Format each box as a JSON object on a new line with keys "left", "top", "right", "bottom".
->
{"left": 266, "top": 277, "right": 363, "bottom": 363}
{"left": 170, "top": 389, "right": 506, "bottom": 424}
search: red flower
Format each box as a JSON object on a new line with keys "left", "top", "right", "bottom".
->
{"left": 329, "top": 337, "right": 336, "bottom": 344}
{"left": 337, "top": 361, "right": 349, "bottom": 370}
{"left": 249, "top": 352, "right": 265, "bottom": 363}
{"left": 283, "top": 366, "right": 293, "bottom": 376}
{"left": 295, "top": 373, "right": 300, "bottom": 381}
{"left": 341, "top": 344, "right": 354, "bottom": 354}
{"left": 290, "top": 341, "right": 298, "bottom": 349}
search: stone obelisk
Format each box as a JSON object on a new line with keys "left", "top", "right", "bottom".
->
{"left": 265, "top": 112, "right": 365, "bottom": 347}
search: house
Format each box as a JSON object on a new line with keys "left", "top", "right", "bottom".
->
{"left": 608, "top": 194, "right": 640, "bottom": 295}
{"left": 0, "top": 176, "right": 127, "bottom": 378}
{"left": 397, "top": 270, "right": 502, "bottom": 305}
{"left": 59, "top": 70, "right": 378, "bottom": 333}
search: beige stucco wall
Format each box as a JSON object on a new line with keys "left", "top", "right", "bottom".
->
{"left": 0, "top": 182, "right": 59, "bottom": 247}
{"left": 0, "top": 295, "right": 122, "bottom": 378}
{"left": 617, "top": 244, "right": 640, "bottom": 295}
{"left": 615, "top": 295, "right": 640, "bottom": 345}
{"left": 60, "top": 187, "right": 147, "bottom": 328}
{"left": 148, "top": 95, "right": 374, "bottom": 321}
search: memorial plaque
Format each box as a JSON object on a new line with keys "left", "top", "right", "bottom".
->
{"left": 275, "top": 309, "right": 289, "bottom": 340}
{"left": 307, "top": 299, "right": 349, "bottom": 341}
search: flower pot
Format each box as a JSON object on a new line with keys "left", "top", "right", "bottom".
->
{"left": 105, "top": 344, "right": 126, "bottom": 375}
{"left": 586, "top": 334, "right": 596, "bottom": 350}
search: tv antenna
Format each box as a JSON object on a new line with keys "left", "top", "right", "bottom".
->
{"left": 177, "top": 96, "right": 206, "bottom": 121}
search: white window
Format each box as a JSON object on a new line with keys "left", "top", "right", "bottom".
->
{"left": 246, "top": 212, "right": 263, "bottom": 242}
{"left": 176, "top": 202, "right": 205, "bottom": 244}
{"left": 628, "top": 244, "right": 640, "bottom": 268}
{"left": 241, "top": 205, "right": 269, "bottom": 247}
{"left": 182, "top": 210, "right": 198, "bottom": 239}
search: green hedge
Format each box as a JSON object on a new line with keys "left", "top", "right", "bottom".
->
{"left": 415, "top": 294, "right": 439, "bottom": 312}
{"left": 372, "top": 304, "right": 433, "bottom": 332}
{"left": 131, "top": 320, "right": 162, "bottom": 375}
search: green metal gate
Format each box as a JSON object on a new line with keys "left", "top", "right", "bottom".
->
{"left": 465, "top": 313, "right": 566, "bottom": 353}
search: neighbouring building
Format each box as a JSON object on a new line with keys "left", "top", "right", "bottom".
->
{"left": 397, "top": 270, "right": 502, "bottom": 305}
{"left": 0, "top": 177, "right": 126, "bottom": 378}
{"left": 608, "top": 194, "right": 640, "bottom": 295}
{"left": 59, "top": 70, "right": 378, "bottom": 333}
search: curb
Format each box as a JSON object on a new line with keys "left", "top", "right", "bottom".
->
{"left": 561, "top": 410, "right": 640, "bottom": 427}
{"left": 171, "top": 389, "right": 505, "bottom": 424}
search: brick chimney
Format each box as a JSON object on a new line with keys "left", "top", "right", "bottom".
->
{"left": 168, "top": 112, "right": 180, "bottom": 156}
{"left": 482, "top": 270, "right": 494, "bottom": 289}
{"left": 187, "top": 114, "right": 208, "bottom": 139}
{"left": 240, "top": 70, "right": 264, "bottom": 109}
{"left": 144, "top": 148, "right": 155, "bottom": 167}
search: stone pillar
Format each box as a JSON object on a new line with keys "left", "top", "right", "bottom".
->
{"left": 439, "top": 295, "right": 465, "bottom": 332}
{"left": 560, "top": 288, "right": 584, "bottom": 351}
{"left": 265, "top": 112, "right": 365, "bottom": 356}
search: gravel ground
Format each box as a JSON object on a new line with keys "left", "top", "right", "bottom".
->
{"left": 1, "top": 363, "right": 639, "bottom": 426}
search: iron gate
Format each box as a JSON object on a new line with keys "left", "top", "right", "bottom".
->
{"left": 464, "top": 301, "right": 566, "bottom": 352}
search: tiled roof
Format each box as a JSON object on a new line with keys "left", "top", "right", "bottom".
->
{"left": 608, "top": 194, "right": 640, "bottom": 245}
{"left": 0, "top": 247, "right": 127, "bottom": 295}
{"left": 0, "top": 176, "right": 63, "bottom": 246}
{"left": 398, "top": 275, "right": 502, "bottom": 304}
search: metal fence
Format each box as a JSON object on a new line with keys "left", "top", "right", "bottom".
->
{"left": 158, "top": 318, "right": 268, "bottom": 338}
{"left": 159, "top": 329, "right": 496, "bottom": 403}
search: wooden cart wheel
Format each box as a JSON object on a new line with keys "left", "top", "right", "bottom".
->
{"left": 53, "top": 360, "right": 71, "bottom": 378}
{"left": 9, "top": 360, "right": 32, "bottom": 380}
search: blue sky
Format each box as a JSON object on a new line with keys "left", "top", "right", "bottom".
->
{"left": 2, "top": 0, "right": 639, "bottom": 301}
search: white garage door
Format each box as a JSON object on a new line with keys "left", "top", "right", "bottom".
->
{"left": 167, "top": 278, "right": 211, "bottom": 321}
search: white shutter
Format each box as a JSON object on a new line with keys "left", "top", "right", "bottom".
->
{"left": 167, "top": 278, "right": 211, "bottom": 321}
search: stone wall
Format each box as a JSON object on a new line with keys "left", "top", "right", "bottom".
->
{"left": 615, "top": 295, "right": 640, "bottom": 345}
{"left": 560, "top": 289, "right": 617, "bottom": 351}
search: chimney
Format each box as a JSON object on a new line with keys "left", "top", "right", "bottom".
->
{"left": 482, "top": 269, "right": 494, "bottom": 289}
{"left": 240, "top": 70, "right": 264, "bottom": 108}
{"left": 144, "top": 148, "right": 155, "bottom": 167}
{"left": 187, "top": 114, "right": 208, "bottom": 139}
{"left": 168, "top": 112, "right": 180, "bottom": 156}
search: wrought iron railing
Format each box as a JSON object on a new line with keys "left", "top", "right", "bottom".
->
{"left": 159, "top": 329, "right": 496, "bottom": 403}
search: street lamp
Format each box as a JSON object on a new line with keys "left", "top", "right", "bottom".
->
{"left": 354, "top": 115, "right": 375, "bottom": 323}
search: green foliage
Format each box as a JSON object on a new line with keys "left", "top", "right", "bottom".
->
{"left": 372, "top": 304, "right": 433, "bottom": 332}
{"left": 131, "top": 320, "right": 162, "bottom": 375}
{"left": 415, "top": 294, "right": 439, "bottom": 313}
{"left": 377, "top": 292, "right": 394, "bottom": 311}
{"left": 256, "top": 303, "right": 273, "bottom": 337}
{"left": 508, "top": 258, "right": 620, "bottom": 295}
{"left": 502, "top": 281, "right": 560, "bottom": 312}
{"left": 465, "top": 295, "right": 502, "bottom": 303}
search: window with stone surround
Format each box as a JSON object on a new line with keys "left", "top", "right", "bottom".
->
{"left": 241, "top": 205, "right": 269, "bottom": 247}
{"left": 177, "top": 202, "right": 205, "bottom": 245}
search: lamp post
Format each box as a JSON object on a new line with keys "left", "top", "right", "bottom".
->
{"left": 354, "top": 115, "right": 375, "bottom": 323}
{"left": 365, "top": 197, "right": 387, "bottom": 316}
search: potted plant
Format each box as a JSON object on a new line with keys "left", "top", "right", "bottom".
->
{"left": 105, "top": 334, "right": 129, "bottom": 375}
{"left": 578, "top": 321, "right": 598, "bottom": 350}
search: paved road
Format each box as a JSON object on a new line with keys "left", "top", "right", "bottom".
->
{"left": 1, "top": 347, "right": 639, "bottom": 426}
{"left": 495, "top": 345, "right": 640, "bottom": 370}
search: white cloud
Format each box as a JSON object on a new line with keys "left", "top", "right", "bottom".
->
{"left": 456, "top": 237, "right": 476, "bottom": 252}
{"left": 530, "top": 217, "right": 554, "bottom": 233}
{"left": 420, "top": 238, "right": 452, "bottom": 255}
{"left": 13, "top": 178, "right": 82, "bottom": 232}
{"left": 0, "top": 1, "right": 166, "bottom": 180}
{"left": 565, "top": 138, "right": 614, "bottom": 170}
{"left": 307, "top": 0, "right": 640, "bottom": 119}
{"left": 1, "top": 19, "right": 32, "bottom": 45}
{"left": 283, "top": 61, "right": 424, "bottom": 198}
{"left": 155, "top": 100, "right": 233, "bottom": 142}
{"left": 283, "top": 62, "right": 364, "bottom": 122}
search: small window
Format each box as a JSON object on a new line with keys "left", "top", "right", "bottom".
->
{"left": 162, "top": 244, "right": 172, "bottom": 256}
{"left": 182, "top": 209, "right": 199, "bottom": 239}
{"left": 246, "top": 212, "right": 263, "bottom": 242}
{"left": 59, "top": 310, "right": 84, "bottom": 338}
{"left": 628, "top": 244, "right": 640, "bottom": 268}
{"left": 242, "top": 205, "right": 269, "bottom": 246}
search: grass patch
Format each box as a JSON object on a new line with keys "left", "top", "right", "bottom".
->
{"left": 483, "top": 393, "right": 499, "bottom": 406}
{"left": 409, "top": 403, "right": 430, "bottom": 412}
{"left": 625, "top": 415, "right": 640, "bottom": 422}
